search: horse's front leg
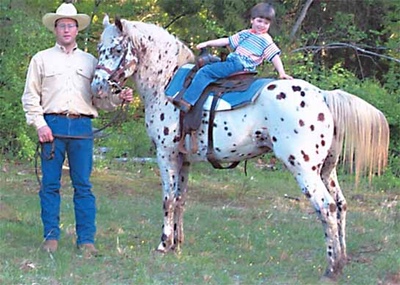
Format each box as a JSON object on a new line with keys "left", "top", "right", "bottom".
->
{"left": 156, "top": 151, "right": 186, "bottom": 253}
{"left": 174, "top": 160, "right": 190, "bottom": 253}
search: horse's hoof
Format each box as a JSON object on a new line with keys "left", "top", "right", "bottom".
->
{"left": 320, "top": 275, "right": 338, "bottom": 284}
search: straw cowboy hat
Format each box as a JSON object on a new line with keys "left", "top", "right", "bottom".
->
{"left": 42, "top": 3, "right": 90, "bottom": 31}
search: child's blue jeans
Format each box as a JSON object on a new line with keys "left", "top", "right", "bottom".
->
{"left": 182, "top": 56, "right": 244, "bottom": 105}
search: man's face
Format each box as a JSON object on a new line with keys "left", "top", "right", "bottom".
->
{"left": 54, "top": 18, "right": 78, "bottom": 46}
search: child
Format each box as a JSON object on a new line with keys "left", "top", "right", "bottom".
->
{"left": 169, "top": 3, "right": 293, "bottom": 112}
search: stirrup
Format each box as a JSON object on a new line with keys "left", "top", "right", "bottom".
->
{"left": 178, "top": 131, "right": 198, "bottom": 154}
{"left": 178, "top": 136, "right": 189, "bottom": 154}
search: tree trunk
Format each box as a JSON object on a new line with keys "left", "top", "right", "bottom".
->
{"left": 290, "top": 0, "right": 314, "bottom": 41}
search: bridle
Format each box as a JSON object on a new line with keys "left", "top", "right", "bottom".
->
{"left": 95, "top": 34, "right": 137, "bottom": 92}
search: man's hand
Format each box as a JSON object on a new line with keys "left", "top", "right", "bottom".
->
{"left": 119, "top": 88, "right": 134, "bottom": 103}
{"left": 38, "top": 125, "right": 54, "bottom": 143}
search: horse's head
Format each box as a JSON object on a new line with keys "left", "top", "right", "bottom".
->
{"left": 91, "top": 15, "right": 138, "bottom": 98}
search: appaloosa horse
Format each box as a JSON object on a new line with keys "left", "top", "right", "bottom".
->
{"left": 90, "top": 15, "right": 389, "bottom": 279}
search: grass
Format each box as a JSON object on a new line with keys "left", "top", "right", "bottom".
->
{"left": 0, "top": 158, "right": 399, "bottom": 285}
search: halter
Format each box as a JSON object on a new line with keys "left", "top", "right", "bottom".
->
{"left": 95, "top": 35, "right": 137, "bottom": 92}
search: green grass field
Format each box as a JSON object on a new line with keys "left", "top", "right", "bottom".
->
{"left": 0, "top": 158, "right": 399, "bottom": 285}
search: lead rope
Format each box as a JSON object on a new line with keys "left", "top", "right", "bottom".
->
{"left": 34, "top": 97, "right": 128, "bottom": 186}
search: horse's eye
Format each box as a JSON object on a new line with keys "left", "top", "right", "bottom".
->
{"left": 115, "top": 46, "right": 123, "bottom": 54}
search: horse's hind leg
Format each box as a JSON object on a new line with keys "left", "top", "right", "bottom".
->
{"left": 294, "top": 170, "right": 343, "bottom": 279}
{"left": 321, "top": 154, "right": 348, "bottom": 264}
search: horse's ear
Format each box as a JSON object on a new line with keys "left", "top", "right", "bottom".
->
{"left": 115, "top": 16, "right": 123, "bottom": 32}
{"left": 103, "top": 14, "right": 110, "bottom": 28}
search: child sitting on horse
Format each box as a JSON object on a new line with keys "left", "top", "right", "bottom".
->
{"left": 169, "top": 2, "right": 293, "bottom": 112}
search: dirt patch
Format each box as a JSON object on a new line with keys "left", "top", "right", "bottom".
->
{"left": 379, "top": 271, "right": 400, "bottom": 285}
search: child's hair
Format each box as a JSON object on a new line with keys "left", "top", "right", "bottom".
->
{"left": 250, "top": 3, "right": 276, "bottom": 21}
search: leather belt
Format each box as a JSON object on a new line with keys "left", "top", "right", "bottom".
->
{"left": 45, "top": 113, "right": 94, "bottom": 119}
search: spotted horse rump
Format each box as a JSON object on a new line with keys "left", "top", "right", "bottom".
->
{"left": 90, "top": 15, "right": 390, "bottom": 281}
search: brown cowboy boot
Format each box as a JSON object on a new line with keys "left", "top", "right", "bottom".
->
{"left": 42, "top": 240, "right": 58, "bottom": 253}
{"left": 78, "top": 243, "right": 99, "bottom": 257}
{"left": 167, "top": 96, "right": 192, "bottom": 113}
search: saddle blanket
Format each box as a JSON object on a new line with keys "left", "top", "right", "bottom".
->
{"left": 165, "top": 64, "right": 275, "bottom": 111}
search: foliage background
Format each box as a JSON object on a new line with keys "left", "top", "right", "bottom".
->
{"left": 0, "top": 0, "right": 399, "bottom": 175}
{"left": 0, "top": 1, "right": 399, "bottom": 284}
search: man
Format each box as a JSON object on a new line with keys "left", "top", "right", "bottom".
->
{"left": 21, "top": 2, "right": 133, "bottom": 255}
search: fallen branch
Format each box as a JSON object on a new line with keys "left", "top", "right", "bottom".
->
{"left": 291, "top": 42, "right": 400, "bottom": 63}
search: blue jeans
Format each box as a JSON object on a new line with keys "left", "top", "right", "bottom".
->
{"left": 40, "top": 114, "right": 96, "bottom": 245}
{"left": 182, "top": 56, "right": 244, "bottom": 105}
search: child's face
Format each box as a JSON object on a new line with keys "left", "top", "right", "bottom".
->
{"left": 250, "top": 17, "right": 271, "bottom": 34}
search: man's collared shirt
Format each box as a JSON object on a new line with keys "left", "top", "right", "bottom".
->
{"left": 22, "top": 43, "right": 98, "bottom": 129}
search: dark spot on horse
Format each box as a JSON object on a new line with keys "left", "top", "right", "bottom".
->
{"left": 299, "top": 119, "right": 305, "bottom": 127}
{"left": 318, "top": 113, "right": 325, "bottom": 121}
{"left": 288, "top": 155, "right": 296, "bottom": 166}
{"left": 321, "top": 140, "right": 326, "bottom": 146}
{"left": 163, "top": 127, "right": 169, "bottom": 135}
{"left": 227, "top": 132, "right": 232, "bottom": 137}
{"left": 276, "top": 92, "right": 286, "bottom": 100}
{"left": 310, "top": 125, "right": 315, "bottom": 131}
{"left": 300, "top": 101, "right": 306, "bottom": 108}
{"left": 330, "top": 180, "right": 336, "bottom": 187}
{"left": 300, "top": 91, "right": 305, "bottom": 96}
{"left": 160, "top": 113, "right": 165, "bottom": 121}
{"left": 267, "top": 84, "right": 276, "bottom": 90}
{"left": 301, "top": 150, "right": 310, "bottom": 162}
{"left": 312, "top": 166, "right": 317, "bottom": 171}
{"left": 281, "top": 118, "right": 284, "bottom": 122}
{"left": 224, "top": 127, "right": 228, "bottom": 131}
{"left": 329, "top": 203, "right": 337, "bottom": 212}
{"left": 342, "top": 204, "right": 347, "bottom": 211}
{"left": 294, "top": 129, "right": 298, "bottom": 134}
{"left": 230, "top": 150, "right": 237, "bottom": 153}
{"left": 272, "top": 136, "right": 277, "bottom": 142}
{"left": 292, "top": 86, "right": 301, "bottom": 92}
{"left": 304, "top": 191, "right": 311, "bottom": 199}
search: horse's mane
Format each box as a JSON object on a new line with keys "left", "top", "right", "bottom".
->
{"left": 120, "top": 19, "right": 195, "bottom": 66}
